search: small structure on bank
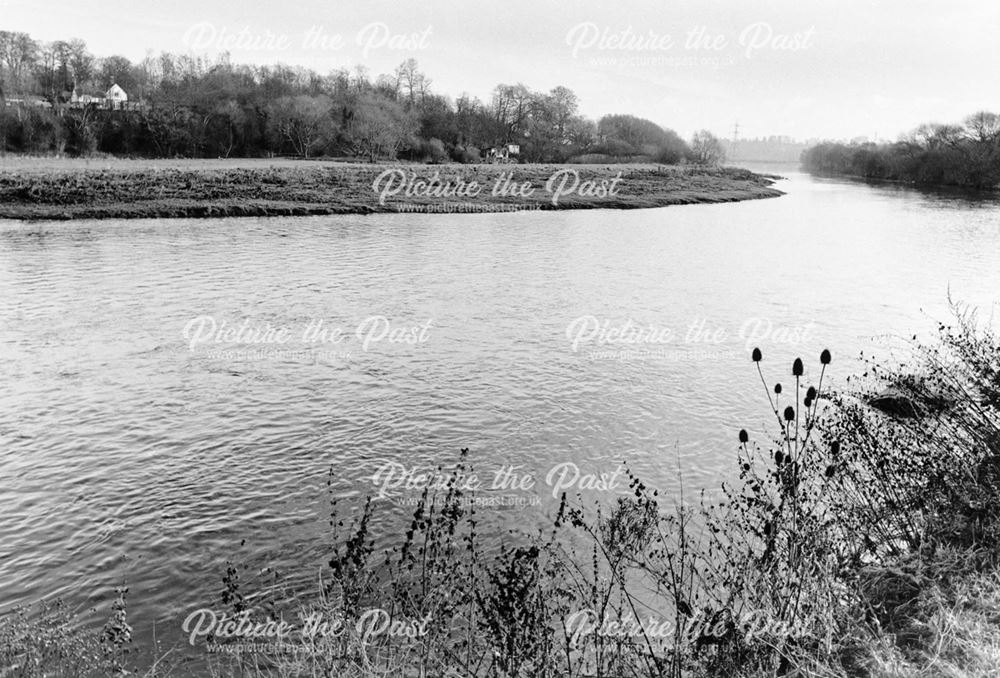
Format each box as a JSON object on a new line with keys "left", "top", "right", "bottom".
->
{"left": 485, "top": 143, "right": 520, "bottom": 164}
{"left": 69, "top": 84, "right": 134, "bottom": 110}
{"left": 1, "top": 96, "right": 52, "bottom": 109}
{"left": 3, "top": 84, "right": 139, "bottom": 111}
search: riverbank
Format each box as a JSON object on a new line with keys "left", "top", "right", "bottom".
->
{"left": 0, "top": 158, "right": 783, "bottom": 220}
{"left": 805, "top": 168, "right": 1000, "bottom": 197}
{"left": 801, "top": 131, "right": 1000, "bottom": 192}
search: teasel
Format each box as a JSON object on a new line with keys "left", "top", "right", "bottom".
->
{"left": 792, "top": 358, "right": 803, "bottom": 376}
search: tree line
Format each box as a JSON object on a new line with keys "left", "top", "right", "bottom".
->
{"left": 0, "top": 30, "right": 726, "bottom": 164}
{"left": 801, "top": 112, "right": 1000, "bottom": 189}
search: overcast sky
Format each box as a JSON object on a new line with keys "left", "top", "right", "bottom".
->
{"left": 2, "top": 0, "right": 997, "bottom": 141}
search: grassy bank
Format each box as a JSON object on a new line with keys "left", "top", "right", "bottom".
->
{"left": 0, "top": 158, "right": 782, "bottom": 220}
{"left": 3, "top": 306, "right": 998, "bottom": 677}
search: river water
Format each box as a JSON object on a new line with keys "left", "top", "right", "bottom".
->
{"left": 1, "top": 170, "right": 999, "bottom": 652}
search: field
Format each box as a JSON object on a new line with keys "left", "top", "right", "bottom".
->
{"left": 0, "top": 157, "right": 783, "bottom": 220}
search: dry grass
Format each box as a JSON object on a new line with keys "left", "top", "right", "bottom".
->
{"left": 863, "top": 568, "right": 1000, "bottom": 677}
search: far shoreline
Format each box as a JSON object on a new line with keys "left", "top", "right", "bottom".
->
{"left": 0, "top": 157, "right": 784, "bottom": 221}
{"left": 803, "top": 168, "right": 1000, "bottom": 197}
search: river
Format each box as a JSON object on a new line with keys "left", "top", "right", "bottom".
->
{"left": 1, "top": 169, "right": 999, "bottom": 654}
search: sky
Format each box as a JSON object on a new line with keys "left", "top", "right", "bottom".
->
{"left": 2, "top": 0, "right": 998, "bottom": 141}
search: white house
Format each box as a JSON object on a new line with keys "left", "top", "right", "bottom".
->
{"left": 106, "top": 84, "right": 128, "bottom": 103}
{"left": 68, "top": 84, "right": 130, "bottom": 110}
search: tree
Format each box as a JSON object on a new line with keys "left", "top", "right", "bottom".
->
{"left": 454, "top": 93, "right": 500, "bottom": 147}
{"left": 962, "top": 112, "right": 1000, "bottom": 188}
{"left": 655, "top": 128, "right": 689, "bottom": 164}
{"left": 911, "top": 123, "right": 964, "bottom": 151}
{"left": 491, "top": 83, "right": 534, "bottom": 142}
{"left": 964, "top": 112, "right": 1000, "bottom": 144}
{"left": 98, "top": 55, "right": 138, "bottom": 92}
{"left": 35, "top": 42, "right": 61, "bottom": 101}
{"left": 543, "top": 86, "right": 578, "bottom": 136}
{"left": 565, "top": 116, "right": 597, "bottom": 148}
{"left": 520, "top": 86, "right": 581, "bottom": 161}
{"left": 417, "top": 93, "right": 459, "bottom": 146}
{"left": 0, "top": 31, "right": 38, "bottom": 92}
{"left": 51, "top": 40, "right": 74, "bottom": 95}
{"left": 67, "top": 39, "right": 94, "bottom": 90}
{"left": 65, "top": 105, "right": 99, "bottom": 155}
{"left": 210, "top": 99, "right": 248, "bottom": 157}
{"left": 265, "top": 95, "right": 336, "bottom": 157}
{"left": 803, "top": 112, "right": 1000, "bottom": 189}
{"left": 596, "top": 114, "right": 689, "bottom": 162}
{"left": 690, "top": 130, "right": 725, "bottom": 165}
{"left": 347, "top": 93, "right": 418, "bottom": 162}
{"left": 394, "top": 58, "right": 431, "bottom": 107}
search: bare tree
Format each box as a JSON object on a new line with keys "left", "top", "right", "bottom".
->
{"left": 0, "top": 31, "right": 39, "bottom": 92}
{"left": 348, "top": 93, "right": 418, "bottom": 162}
{"left": 394, "top": 58, "right": 431, "bottom": 107}
{"left": 67, "top": 39, "right": 93, "bottom": 91}
{"left": 265, "top": 95, "right": 336, "bottom": 158}
{"left": 491, "top": 83, "right": 533, "bottom": 142}
{"left": 690, "top": 130, "right": 726, "bottom": 165}
{"left": 964, "top": 112, "right": 1000, "bottom": 144}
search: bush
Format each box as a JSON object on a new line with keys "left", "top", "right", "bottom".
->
{"left": 411, "top": 137, "right": 448, "bottom": 163}
{"left": 451, "top": 144, "right": 481, "bottom": 163}
{"left": 0, "top": 107, "right": 65, "bottom": 154}
{"left": 0, "top": 585, "right": 132, "bottom": 677}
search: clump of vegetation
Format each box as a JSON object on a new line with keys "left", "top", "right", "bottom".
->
{"left": 802, "top": 111, "right": 1000, "bottom": 189}
{"left": 0, "top": 584, "right": 132, "bottom": 677}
